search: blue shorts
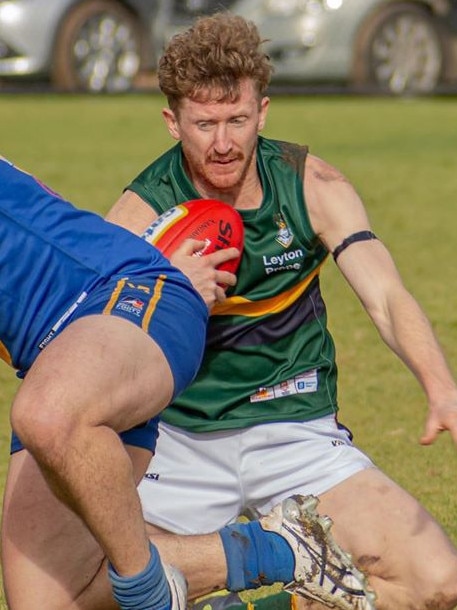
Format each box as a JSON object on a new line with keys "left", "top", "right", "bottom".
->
{"left": 10, "top": 271, "right": 207, "bottom": 454}
{"left": 11, "top": 418, "right": 161, "bottom": 454}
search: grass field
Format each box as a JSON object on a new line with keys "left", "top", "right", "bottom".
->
{"left": 1, "top": 91, "right": 457, "bottom": 608}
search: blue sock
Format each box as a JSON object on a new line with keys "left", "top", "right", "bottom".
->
{"left": 108, "top": 542, "right": 171, "bottom": 610}
{"left": 219, "top": 521, "right": 294, "bottom": 591}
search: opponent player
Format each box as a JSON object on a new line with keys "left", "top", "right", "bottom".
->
{"left": 1, "top": 157, "right": 374, "bottom": 610}
{"left": 105, "top": 12, "right": 457, "bottom": 610}
{"left": 0, "top": 155, "right": 233, "bottom": 609}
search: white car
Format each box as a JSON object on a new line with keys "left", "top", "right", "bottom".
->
{"left": 1, "top": 0, "right": 457, "bottom": 94}
{"left": 0, "top": 0, "right": 234, "bottom": 92}
{"left": 0, "top": 0, "right": 161, "bottom": 91}
{"left": 229, "top": 0, "right": 457, "bottom": 94}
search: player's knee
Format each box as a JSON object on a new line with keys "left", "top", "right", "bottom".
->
{"left": 11, "top": 392, "right": 74, "bottom": 461}
{"left": 361, "top": 548, "right": 457, "bottom": 610}
{"left": 420, "top": 559, "right": 457, "bottom": 610}
{"left": 402, "top": 554, "right": 457, "bottom": 610}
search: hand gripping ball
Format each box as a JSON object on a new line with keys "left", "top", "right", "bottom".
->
{"left": 142, "top": 199, "right": 244, "bottom": 274}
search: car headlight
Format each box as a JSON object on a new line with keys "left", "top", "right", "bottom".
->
{"left": 0, "top": 1, "right": 22, "bottom": 26}
{"left": 325, "top": 0, "right": 343, "bottom": 9}
{"left": 264, "top": 0, "right": 342, "bottom": 16}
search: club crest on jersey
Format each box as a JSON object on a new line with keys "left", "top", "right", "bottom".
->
{"left": 115, "top": 296, "right": 145, "bottom": 317}
{"left": 274, "top": 213, "right": 293, "bottom": 248}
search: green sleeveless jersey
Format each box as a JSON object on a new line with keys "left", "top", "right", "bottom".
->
{"left": 127, "top": 136, "right": 338, "bottom": 431}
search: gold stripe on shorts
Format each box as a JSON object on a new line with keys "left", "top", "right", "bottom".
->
{"left": 0, "top": 340, "right": 12, "bottom": 366}
{"left": 103, "top": 278, "right": 127, "bottom": 315}
{"left": 142, "top": 274, "right": 166, "bottom": 332}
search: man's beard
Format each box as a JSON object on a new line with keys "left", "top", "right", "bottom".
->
{"left": 190, "top": 145, "right": 256, "bottom": 194}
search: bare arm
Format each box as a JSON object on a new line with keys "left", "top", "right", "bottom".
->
{"left": 106, "top": 190, "right": 158, "bottom": 234}
{"left": 305, "top": 154, "right": 457, "bottom": 445}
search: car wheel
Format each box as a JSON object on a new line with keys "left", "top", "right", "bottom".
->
{"left": 51, "top": 0, "right": 143, "bottom": 92}
{"left": 352, "top": 3, "right": 448, "bottom": 94}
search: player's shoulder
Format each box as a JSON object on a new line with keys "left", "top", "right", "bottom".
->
{"left": 305, "top": 154, "right": 350, "bottom": 186}
{"left": 260, "top": 136, "right": 308, "bottom": 161}
{"left": 259, "top": 136, "right": 309, "bottom": 181}
{"left": 304, "top": 153, "right": 366, "bottom": 239}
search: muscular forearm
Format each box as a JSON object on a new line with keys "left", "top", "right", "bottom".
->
{"left": 372, "top": 286, "right": 457, "bottom": 403}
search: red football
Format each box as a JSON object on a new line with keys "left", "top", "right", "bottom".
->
{"left": 142, "top": 199, "right": 244, "bottom": 274}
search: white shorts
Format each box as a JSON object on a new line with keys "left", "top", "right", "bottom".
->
{"left": 138, "top": 416, "right": 375, "bottom": 534}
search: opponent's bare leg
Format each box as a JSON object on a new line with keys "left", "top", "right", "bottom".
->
{"left": 3, "top": 449, "right": 114, "bottom": 609}
{"left": 146, "top": 524, "right": 227, "bottom": 599}
{"left": 1, "top": 449, "right": 226, "bottom": 609}
{"left": 6, "top": 315, "right": 175, "bottom": 607}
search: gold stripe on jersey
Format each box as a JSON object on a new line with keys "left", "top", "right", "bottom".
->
{"left": 211, "top": 262, "right": 325, "bottom": 318}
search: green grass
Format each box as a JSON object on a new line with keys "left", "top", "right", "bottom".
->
{"left": 1, "top": 92, "right": 457, "bottom": 607}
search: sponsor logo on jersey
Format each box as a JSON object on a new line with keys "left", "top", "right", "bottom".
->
{"left": 250, "top": 369, "right": 318, "bottom": 402}
{"left": 115, "top": 296, "right": 145, "bottom": 317}
{"left": 260, "top": 213, "right": 304, "bottom": 274}
{"left": 262, "top": 248, "right": 304, "bottom": 275}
